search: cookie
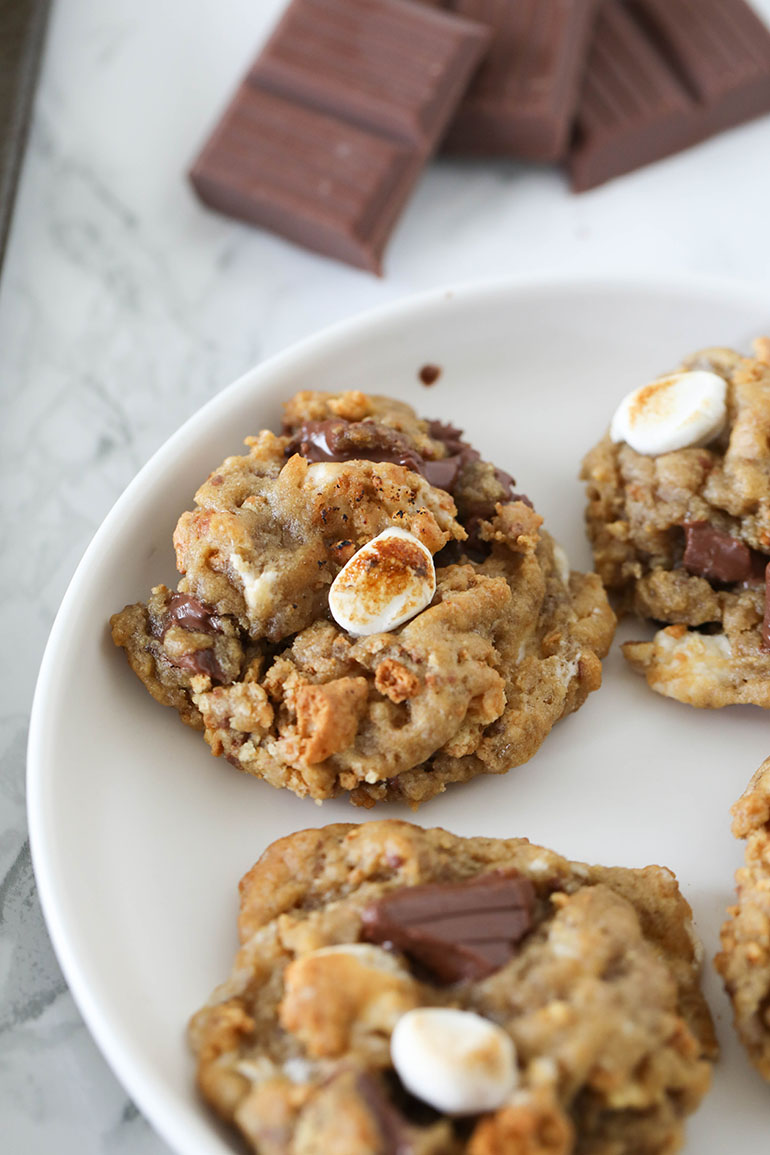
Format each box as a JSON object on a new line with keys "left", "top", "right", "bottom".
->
{"left": 189, "top": 820, "right": 717, "bottom": 1155}
{"left": 112, "top": 391, "right": 615, "bottom": 807}
{"left": 582, "top": 340, "right": 770, "bottom": 708}
{"left": 716, "top": 757, "right": 770, "bottom": 1081}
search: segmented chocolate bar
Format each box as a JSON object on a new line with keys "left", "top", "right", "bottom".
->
{"left": 443, "top": 0, "right": 602, "bottom": 160}
{"left": 190, "top": 0, "right": 489, "bottom": 272}
{"left": 252, "top": 0, "right": 488, "bottom": 148}
{"left": 570, "top": 0, "right": 770, "bottom": 191}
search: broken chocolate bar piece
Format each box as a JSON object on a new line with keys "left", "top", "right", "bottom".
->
{"left": 361, "top": 871, "right": 535, "bottom": 982}
{"left": 570, "top": 0, "right": 770, "bottom": 192}
{"left": 628, "top": 0, "right": 770, "bottom": 137}
{"left": 682, "top": 522, "right": 754, "bottom": 585}
{"left": 443, "top": 0, "right": 602, "bottom": 160}
{"left": 252, "top": 0, "right": 487, "bottom": 149}
{"left": 190, "top": 86, "right": 420, "bottom": 274}
{"left": 190, "top": 0, "right": 490, "bottom": 272}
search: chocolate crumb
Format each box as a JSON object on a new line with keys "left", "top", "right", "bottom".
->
{"left": 418, "top": 364, "right": 442, "bottom": 386}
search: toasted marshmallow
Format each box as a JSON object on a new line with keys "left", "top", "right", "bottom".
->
{"left": 390, "top": 1007, "right": 518, "bottom": 1115}
{"left": 329, "top": 527, "right": 435, "bottom": 636}
{"left": 609, "top": 370, "right": 727, "bottom": 455}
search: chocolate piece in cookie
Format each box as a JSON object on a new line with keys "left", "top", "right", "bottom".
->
{"left": 716, "top": 758, "right": 770, "bottom": 1081}
{"left": 361, "top": 872, "right": 535, "bottom": 982}
{"left": 189, "top": 821, "right": 716, "bottom": 1155}
{"left": 582, "top": 339, "right": 770, "bottom": 707}
{"left": 112, "top": 390, "right": 615, "bottom": 806}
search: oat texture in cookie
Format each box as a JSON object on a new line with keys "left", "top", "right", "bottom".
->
{"left": 189, "top": 820, "right": 717, "bottom": 1155}
{"left": 716, "top": 757, "right": 770, "bottom": 1081}
{"left": 111, "top": 390, "right": 615, "bottom": 807}
{"left": 582, "top": 339, "right": 770, "bottom": 708}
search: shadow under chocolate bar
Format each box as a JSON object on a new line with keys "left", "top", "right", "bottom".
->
{"left": 189, "top": 0, "right": 490, "bottom": 273}
{"left": 570, "top": 0, "right": 770, "bottom": 191}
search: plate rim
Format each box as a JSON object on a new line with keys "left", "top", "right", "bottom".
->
{"left": 26, "top": 270, "right": 770, "bottom": 1154}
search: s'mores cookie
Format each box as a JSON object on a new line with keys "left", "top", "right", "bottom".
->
{"left": 716, "top": 758, "right": 770, "bottom": 1081}
{"left": 189, "top": 821, "right": 716, "bottom": 1155}
{"left": 112, "top": 391, "right": 614, "bottom": 806}
{"left": 582, "top": 340, "right": 770, "bottom": 707}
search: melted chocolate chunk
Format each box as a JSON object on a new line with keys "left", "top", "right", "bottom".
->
{"left": 286, "top": 419, "right": 426, "bottom": 475}
{"left": 164, "top": 593, "right": 222, "bottom": 635}
{"left": 361, "top": 871, "right": 535, "bottom": 984}
{"left": 682, "top": 522, "right": 756, "bottom": 584}
{"left": 432, "top": 540, "right": 466, "bottom": 568}
{"left": 428, "top": 419, "right": 531, "bottom": 507}
{"left": 421, "top": 454, "right": 463, "bottom": 492}
{"left": 171, "top": 647, "right": 227, "bottom": 684}
{"left": 288, "top": 415, "right": 524, "bottom": 520}
{"left": 356, "top": 1074, "right": 413, "bottom": 1155}
{"left": 426, "top": 419, "right": 478, "bottom": 462}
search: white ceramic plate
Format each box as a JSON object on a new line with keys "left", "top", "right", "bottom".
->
{"left": 29, "top": 276, "right": 770, "bottom": 1154}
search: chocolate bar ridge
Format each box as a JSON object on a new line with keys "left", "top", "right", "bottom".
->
{"left": 628, "top": 0, "right": 770, "bottom": 134}
{"left": 252, "top": 0, "right": 489, "bottom": 148}
{"left": 189, "top": 0, "right": 490, "bottom": 273}
{"left": 570, "top": 0, "right": 770, "bottom": 192}
{"left": 443, "top": 0, "right": 602, "bottom": 160}
{"left": 191, "top": 87, "right": 421, "bottom": 273}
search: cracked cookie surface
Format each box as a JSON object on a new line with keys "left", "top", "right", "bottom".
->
{"left": 582, "top": 341, "right": 770, "bottom": 708}
{"left": 112, "top": 390, "right": 614, "bottom": 806}
{"left": 189, "top": 820, "right": 716, "bottom": 1155}
{"left": 716, "top": 758, "right": 770, "bottom": 1081}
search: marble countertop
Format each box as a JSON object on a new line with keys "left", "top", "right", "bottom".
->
{"left": 3, "top": 0, "right": 770, "bottom": 1150}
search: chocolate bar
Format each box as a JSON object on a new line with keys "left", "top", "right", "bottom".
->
{"left": 190, "top": 0, "right": 489, "bottom": 272}
{"left": 570, "top": 0, "right": 770, "bottom": 192}
{"left": 251, "top": 0, "right": 486, "bottom": 148}
{"left": 442, "top": 0, "right": 602, "bottom": 160}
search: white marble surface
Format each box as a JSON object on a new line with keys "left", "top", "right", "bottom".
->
{"left": 3, "top": 0, "right": 770, "bottom": 1149}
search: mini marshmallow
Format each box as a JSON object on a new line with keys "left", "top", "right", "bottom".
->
{"left": 552, "top": 543, "right": 570, "bottom": 585}
{"left": 329, "top": 527, "right": 435, "bottom": 636}
{"left": 609, "top": 370, "right": 727, "bottom": 455}
{"left": 390, "top": 1007, "right": 518, "bottom": 1115}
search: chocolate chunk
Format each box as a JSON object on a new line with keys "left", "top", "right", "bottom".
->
{"left": 442, "top": 0, "right": 602, "bottom": 160}
{"left": 287, "top": 419, "right": 425, "bottom": 475}
{"left": 432, "top": 539, "right": 465, "bottom": 567}
{"left": 190, "top": 0, "right": 490, "bottom": 273}
{"left": 421, "top": 455, "right": 463, "bottom": 492}
{"left": 172, "top": 648, "right": 227, "bottom": 684}
{"left": 165, "top": 593, "right": 222, "bottom": 636}
{"left": 289, "top": 417, "right": 473, "bottom": 496}
{"left": 570, "top": 0, "right": 770, "bottom": 191}
{"left": 683, "top": 522, "right": 754, "bottom": 584}
{"left": 428, "top": 420, "right": 530, "bottom": 509}
{"left": 356, "top": 1074, "right": 413, "bottom": 1155}
{"left": 361, "top": 871, "right": 535, "bottom": 983}
{"left": 426, "top": 419, "right": 472, "bottom": 457}
{"left": 290, "top": 416, "right": 523, "bottom": 516}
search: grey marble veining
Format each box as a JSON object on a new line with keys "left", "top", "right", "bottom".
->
{"left": 3, "top": 0, "right": 770, "bottom": 1150}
